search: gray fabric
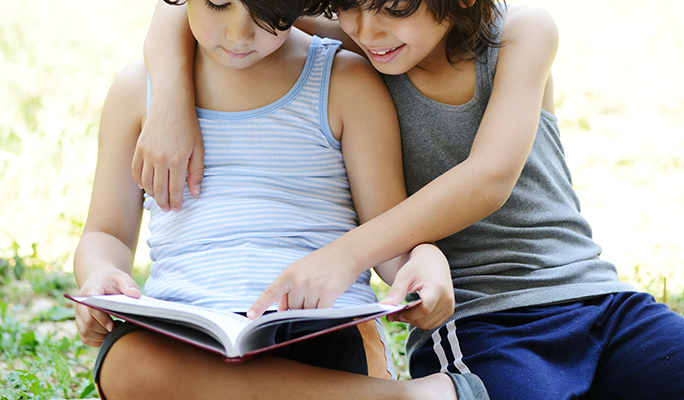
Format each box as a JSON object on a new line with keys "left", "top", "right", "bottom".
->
{"left": 449, "top": 373, "right": 490, "bottom": 400}
{"left": 381, "top": 9, "right": 634, "bottom": 360}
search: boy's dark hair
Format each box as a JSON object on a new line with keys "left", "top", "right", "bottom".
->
{"left": 327, "top": 0, "right": 505, "bottom": 62}
{"left": 164, "top": 0, "right": 327, "bottom": 34}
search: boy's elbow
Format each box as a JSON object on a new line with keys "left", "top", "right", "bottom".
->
{"left": 477, "top": 167, "right": 519, "bottom": 214}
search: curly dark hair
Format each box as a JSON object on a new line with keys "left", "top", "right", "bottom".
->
{"left": 164, "top": 0, "right": 328, "bottom": 34}
{"left": 327, "top": 0, "right": 505, "bottom": 62}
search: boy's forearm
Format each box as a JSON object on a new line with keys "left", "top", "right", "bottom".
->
{"left": 74, "top": 231, "right": 136, "bottom": 289}
{"left": 144, "top": 1, "right": 195, "bottom": 104}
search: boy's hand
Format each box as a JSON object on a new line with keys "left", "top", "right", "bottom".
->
{"left": 381, "top": 244, "right": 455, "bottom": 330}
{"left": 247, "top": 244, "right": 364, "bottom": 319}
{"left": 74, "top": 269, "right": 141, "bottom": 347}
{"left": 132, "top": 97, "right": 204, "bottom": 212}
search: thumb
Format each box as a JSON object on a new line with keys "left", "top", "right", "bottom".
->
{"left": 187, "top": 145, "right": 204, "bottom": 196}
{"left": 380, "top": 278, "right": 410, "bottom": 305}
{"left": 122, "top": 285, "right": 142, "bottom": 299}
{"left": 110, "top": 275, "right": 142, "bottom": 298}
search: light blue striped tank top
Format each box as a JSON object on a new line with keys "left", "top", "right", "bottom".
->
{"left": 143, "top": 36, "right": 377, "bottom": 311}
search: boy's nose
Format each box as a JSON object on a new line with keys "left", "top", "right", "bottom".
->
{"left": 354, "top": 11, "right": 387, "bottom": 46}
{"left": 225, "top": 5, "right": 255, "bottom": 45}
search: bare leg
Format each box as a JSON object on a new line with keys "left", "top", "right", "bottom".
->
{"left": 99, "top": 330, "right": 457, "bottom": 400}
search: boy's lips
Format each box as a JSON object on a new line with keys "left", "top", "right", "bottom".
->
{"left": 366, "top": 44, "right": 405, "bottom": 62}
{"left": 223, "top": 48, "right": 252, "bottom": 58}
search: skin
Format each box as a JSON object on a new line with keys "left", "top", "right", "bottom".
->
{"left": 133, "top": 0, "right": 559, "bottom": 323}
{"left": 76, "top": 0, "right": 457, "bottom": 399}
{"left": 129, "top": 1, "right": 559, "bottom": 398}
{"left": 249, "top": 3, "right": 559, "bottom": 317}
{"left": 135, "top": 0, "right": 456, "bottom": 326}
{"left": 133, "top": 1, "right": 203, "bottom": 211}
{"left": 133, "top": 2, "right": 559, "bottom": 318}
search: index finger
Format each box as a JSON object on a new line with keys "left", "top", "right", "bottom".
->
{"left": 247, "top": 283, "right": 288, "bottom": 320}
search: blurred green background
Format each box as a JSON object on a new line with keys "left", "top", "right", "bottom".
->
{"left": 3, "top": 0, "right": 681, "bottom": 303}
{"left": 1, "top": 0, "right": 683, "bottom": 396}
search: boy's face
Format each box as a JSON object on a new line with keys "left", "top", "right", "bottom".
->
{"left": 186, "top": 0, "right": 290, "bottom": 70}
{"left": 337, "top": 1, "right": 451, "bottom": 75}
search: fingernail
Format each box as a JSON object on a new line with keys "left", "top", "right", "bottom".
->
{"left": 247, "top": 310, "right": 256, "bottom": 319}
{"left": 138, "top": 184, "right": 144, "bottom": 189}
{"left": 194, "top": 185, "right": 201, "bottom": 195}
{"left": 106, "top": 322, "right": 114, "bottom": 332}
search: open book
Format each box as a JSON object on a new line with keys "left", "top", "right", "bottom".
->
{"left": 66, "top": 294, "right": 411, "bottom": 362}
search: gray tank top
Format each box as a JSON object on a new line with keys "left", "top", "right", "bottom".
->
{"left": 381, "top": 8, "right": 634, "bottom": 357}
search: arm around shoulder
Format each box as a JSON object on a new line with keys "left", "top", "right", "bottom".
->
{"left": 136, "top": 0, "right": 203, "bottom": 211}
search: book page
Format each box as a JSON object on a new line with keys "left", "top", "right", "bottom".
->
{"left": 70, "top": 295, "right": 251, "bottom": 355}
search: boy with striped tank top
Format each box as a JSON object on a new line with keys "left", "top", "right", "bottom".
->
{"left": 73, "top": 0, "right": 458, "bottom": 399}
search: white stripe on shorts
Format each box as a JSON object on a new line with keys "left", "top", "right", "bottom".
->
{"left": 431, "top": 320, "right": 471, "bottom": 374}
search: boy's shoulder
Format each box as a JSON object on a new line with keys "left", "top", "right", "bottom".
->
{"left": 329, "top": 48, "right": 381, "bottom": 89}
{"left": 498, "top": 5, "right": 558, "bottom": 75}
{"left": 105, "top": 60, "right": 148, "bottom": 123}
{"left": 503, "top": 5, "right": 558, "bottom": 40}
{"left": 110, "top": 60, "right": 148, "bottom": 97}
{"left": 326, "top": 46, "right": 395, "bottom": 140}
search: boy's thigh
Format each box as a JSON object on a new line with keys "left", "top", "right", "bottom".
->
{"left": 93, "top": 321, "right": 142, "bottom": 395}
{"left": 411, "top": 292, "right": 684, "bottom": 400}
{"left": 588, "top": 292, "right": 684, "bottom": 399}
{"left": 410, "top": 297, "right": 612, "bottom": 400}
{"left": 95, "top": 319, "right": 394, "bottom": 383}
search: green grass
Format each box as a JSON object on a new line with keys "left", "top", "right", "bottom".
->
{"left": 0, "top": 251, "right": 98, "bottom": 399}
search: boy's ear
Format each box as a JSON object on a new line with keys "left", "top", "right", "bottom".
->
{"left": 459, "top": 0, "right": 476, "bottom": 7}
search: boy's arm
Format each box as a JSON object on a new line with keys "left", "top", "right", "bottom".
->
{"left": 250, "top": 8, "right": 557, "bottom": 324}
{"left": 249, "top": 50, "right": 454, "bottom": 328}
{"left": 74, "top": 61, "right": 148, "bottom": 347}
{"left": 132, "top": 0, "right": 203, "bottom": 212}
{"left": 317, "top": 8, "right": 558, "bottom": 278}
{"left": 249, "top": 50, "right": 400, "bottom": 315}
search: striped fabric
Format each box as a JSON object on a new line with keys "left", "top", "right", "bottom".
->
{"left": 142, "top": 36, "right": 377, "bottom": 311}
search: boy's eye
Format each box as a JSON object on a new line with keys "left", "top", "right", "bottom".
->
{"left": 382, "top": 1, "right": 410, "bottom": 17}
{"left": 205, "top": 0, "right": 231, "bottom": 11}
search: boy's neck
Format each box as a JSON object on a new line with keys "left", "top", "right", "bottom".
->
{"left": 406, "top": 53, "right": 477, "bottom": 106}
{"left": 193, "top": 28, "right": 311, "bottom": 112}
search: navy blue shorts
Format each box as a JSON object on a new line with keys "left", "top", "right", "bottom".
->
{"left": 411, "top": 292, "right": 684, "bottom": 400}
